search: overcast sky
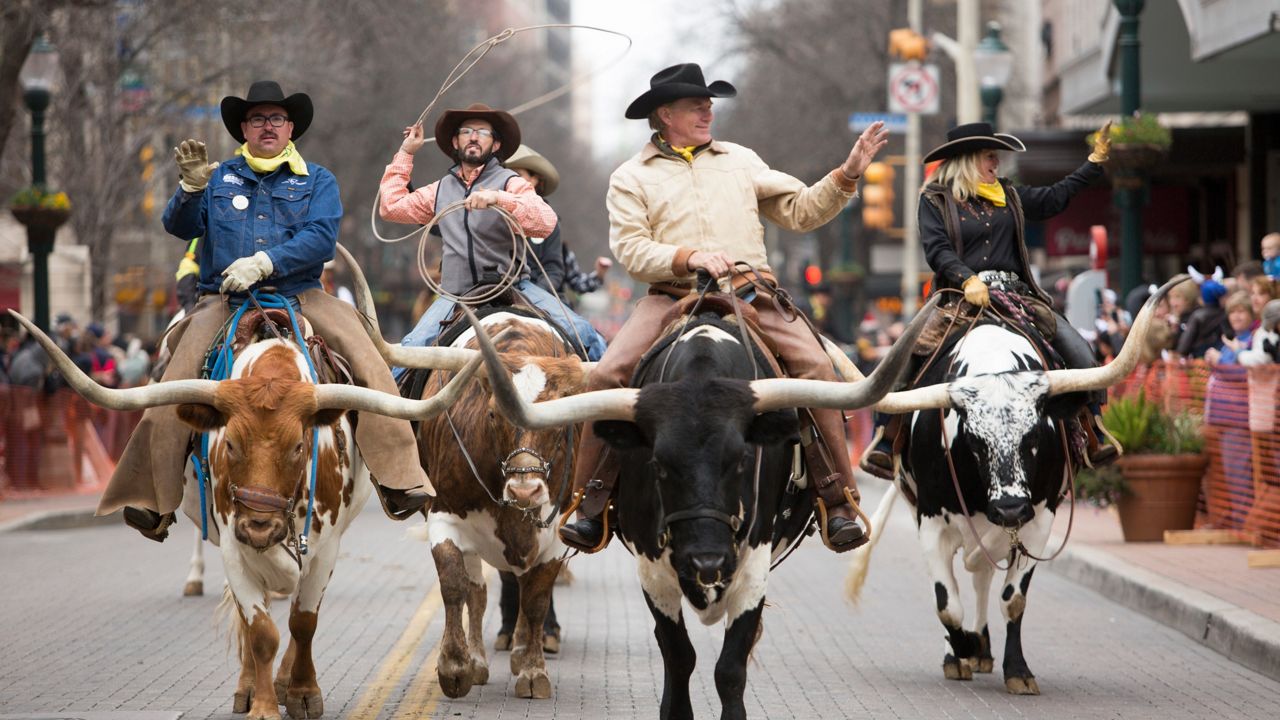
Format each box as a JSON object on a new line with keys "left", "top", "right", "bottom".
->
{"left": 570, "top": 0, "right": 737, "bottom": 163}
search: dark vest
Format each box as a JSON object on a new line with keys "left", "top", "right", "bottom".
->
{"left": 435, "top": 159, "right": 523, "bottom": 295}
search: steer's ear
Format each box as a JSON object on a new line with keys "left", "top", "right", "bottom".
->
{"left": 177, "top": 403, "right": 229, "bottom": 431}
{"left": 746, "top": 409, "right": 799, "bottom": 445}
{"left": 1045, "top": 392, "right": 1087, "bottom": 422}
{"left": 594, "top": 419, "right": 648, "bottom": 449}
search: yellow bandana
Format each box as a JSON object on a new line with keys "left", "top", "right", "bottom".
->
{"left": 658, "top": 134, "right": 696, "bottom": 163}
{"left": 236, "top": 141, "right": 308, "bottom": 176}
{"left": 176, "top": 237, "right": 199, "bottom": 280}
{"left": 976, "top": 181, "right": 1006, "bottom": 207}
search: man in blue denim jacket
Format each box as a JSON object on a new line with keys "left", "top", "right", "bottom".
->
{"left": 105, "top": 81, "right": 432, "bottom": 542}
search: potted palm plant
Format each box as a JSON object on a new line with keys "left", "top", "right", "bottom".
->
{"left": 1077, "top": 392, "right": 1207, "bottom": 541}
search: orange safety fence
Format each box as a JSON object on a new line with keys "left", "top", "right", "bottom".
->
{"left": 0, "top": 384, "right": 139, "bottom": 497}
{"left": 1112, "top": 360, "right": 1280, "bottom": 547}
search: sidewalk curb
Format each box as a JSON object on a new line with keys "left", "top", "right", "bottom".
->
{"left": 0, "top": 508, "right": 113, "bottom": 534}
{"left": 1047, "top": 542, "right": 1280, "bottom": 682}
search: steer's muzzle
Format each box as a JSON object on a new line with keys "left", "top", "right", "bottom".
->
{"left": 986, "top": 495, "right": 1034, "bottom": 528}
{"left": 503, "top": 478, "right": 549, "bottom": 509}
{"left": 234, "top": 511, "right": 288, "bottom": 550}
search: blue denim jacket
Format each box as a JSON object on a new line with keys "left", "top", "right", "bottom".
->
{"left": 162, "top": 156, "right": 342, "bottom": 296}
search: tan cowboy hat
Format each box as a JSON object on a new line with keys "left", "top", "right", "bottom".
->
{"left": 504, "top": 145, "right": 560, "bottom": 197}
{"left": 923, "top": 122, "right": 1026, "bottom": 164}
{"left": 433, "top": 103, "right": 521, "bottom": 161}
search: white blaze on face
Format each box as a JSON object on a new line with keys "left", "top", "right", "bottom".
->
{"left": 947, "top": 372, "right": 1050, "bottom": 500}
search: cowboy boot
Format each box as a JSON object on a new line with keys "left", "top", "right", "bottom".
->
{"left": 558, "top": 429, "right": 618, "bottom": 553}
{"left": 376, "top": 485, "right": 432, "bottom": 520}
{"left": 123, "top": 507, "right": 177, "bottom": 543}
{"left": 858, "top": 412, "right": 898, "bottom": 480}
{"left": 803, "top": 410, "right": 868, "bottom": 553}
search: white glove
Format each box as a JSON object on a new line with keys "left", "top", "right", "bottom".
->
{"left": 220, "top": 251, "right": 274, "bottom": 293}
{"left": 174, "top": 139, "right": 219, "bottom": 193}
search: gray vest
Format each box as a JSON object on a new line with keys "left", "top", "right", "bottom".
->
{"left": 434, "top": 159, "right": 524, "bottom": 295}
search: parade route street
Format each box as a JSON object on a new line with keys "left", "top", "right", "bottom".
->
{"left": 2, "top": 486, "right": 1278, "bottom": 719}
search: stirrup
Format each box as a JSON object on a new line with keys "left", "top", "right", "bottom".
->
{"left": 815, "top": 488, "right": 872, "bottom": 553}
{"left": 557, "top": 490, "right": 612, "bottom": 554}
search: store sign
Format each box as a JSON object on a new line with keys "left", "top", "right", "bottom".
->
{"left": 1043, "top": 186, "right": 1191, "bottom": 257}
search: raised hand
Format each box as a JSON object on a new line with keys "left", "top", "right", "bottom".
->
{"left": 174, "top": 139, "right": 219, "bottom": 192}
{"left": 842, "top": 121, "right": 891, "bottom": 180}
{"left": 400, "top": 123, "right": 426, "bottom": 155}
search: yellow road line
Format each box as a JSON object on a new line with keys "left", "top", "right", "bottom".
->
{"left": 346, "top": 580, "right": 443, "bottom": 720}
{"left": 395, "top": 566, "right": 499, "bottom": 718}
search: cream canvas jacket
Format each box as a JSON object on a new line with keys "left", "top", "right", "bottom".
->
{"left": 607, "top": 140, "right": 858, "bottom": 285}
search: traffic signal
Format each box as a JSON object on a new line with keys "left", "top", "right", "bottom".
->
{"left": 804, "top": 263, "right": 823, "bottom": 287}
{"left": 861, "top": 161, "right": 895, "bottom": 230}
{"left": 139, "top": 145, "right": 156, "bottom": 218}
{"left": 889, "top": 28, "right": 929, "bottom": 61}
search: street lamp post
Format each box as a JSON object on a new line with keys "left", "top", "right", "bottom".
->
{"left": 973, "top": 22, "right": 1013, "bottom": 131}
{"left": 17, "top": 36, "right": 61, "bottom": 333}
{"left": 1115, "top": 0, "right": 1146, "bottom": 296}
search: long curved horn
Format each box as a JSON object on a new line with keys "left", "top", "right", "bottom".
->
{"left": 335, "top": 242, "right": 478, "bottom": 371}
{"left": 820, "top": 324, "right": 953, "bottom": 411}
{"left": 1044, "top": 273, "right": 1187, "bottom": 396}
{"left": 313, "top": 353, "right": 482, "bottom": 418}
{"left": 749, "top": 294, "right": 941, "bottom": 412}
{"left": 465, "top": 306, "right": 637, "bottom": 429}
{"left": 8, "top": 310, "right": 219, "bottom": 409}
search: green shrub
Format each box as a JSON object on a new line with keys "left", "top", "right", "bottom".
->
{"left": 1101, "top": 391, "right": 1203, "bottom": 455}
{"left": 1086, "top": 113, "right": 1172, "bottom": 149}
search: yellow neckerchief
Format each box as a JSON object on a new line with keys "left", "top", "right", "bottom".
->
{"left": 656, "top": 134, "right": 698, "bottom": 164}
{"left": 236, "top": 141, "right": 308, "bottom": 176}
{"left": 976, "top": 180, "right": 1006, "bottom": 207}
{"left": 176, "top": 237, "right": 199, "bottom": 280}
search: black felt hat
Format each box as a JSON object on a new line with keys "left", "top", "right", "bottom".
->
{"left": 220, "top": 81, "right": 313, "bottom": 143}
{"left": 625, "top": 63, "right": 736, "bottom": 120}
{"left": 923, "top": 122, "right": 1025, "bottom": 163}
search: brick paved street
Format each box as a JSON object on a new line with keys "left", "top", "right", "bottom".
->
{"left": 3, "top": 487, "right": 1279, "bottom": 719}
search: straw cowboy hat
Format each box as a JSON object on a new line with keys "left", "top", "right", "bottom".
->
{"left": 504, "top": 145, "right": 560, "bottom": 197}
{"left": 220, "top": 80, "right": 314, "bottom": 143}
{"left": 625, "top": 63, "right": 737, "bottom": 120}
{"left": 923, "top": 122, "right": 1026, "bottom": 163}
{"left": 433, "top": 103, "right": 521, "bottom": 161}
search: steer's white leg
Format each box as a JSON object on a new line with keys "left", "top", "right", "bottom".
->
{"left": 919, "top": 515, "right": 972, "bottom": 681}
{"left": 969, "top": 562, "right": 996, "bottom": 673}
{"left": 184, "top": 528, "right": 205, "bottom": 597}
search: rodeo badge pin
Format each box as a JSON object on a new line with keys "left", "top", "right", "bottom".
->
{"left": 232, "top": 195, "right": 249, "bottom": 210}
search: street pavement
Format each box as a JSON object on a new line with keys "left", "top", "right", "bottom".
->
{"left": 3, "top": 485, "right": 1280, "bottom": 720}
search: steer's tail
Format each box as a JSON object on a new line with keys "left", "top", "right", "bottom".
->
{"left": 844, "top": 484, "right": 899, "bottom": 605}
{"left": 214, "top": 585, "right": 245, "bottom": 659}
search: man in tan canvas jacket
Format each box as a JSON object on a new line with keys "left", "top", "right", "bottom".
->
{"left": 559, "top": 62, "right": 890, "bottom": 554}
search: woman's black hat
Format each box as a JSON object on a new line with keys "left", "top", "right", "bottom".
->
{"left": 923, "top": 122, "right": 1025, "bottom": 163}
{"left": 625, "top": 63, "right": 737, "bottom": 120}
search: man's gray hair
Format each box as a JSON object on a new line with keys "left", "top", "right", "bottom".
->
{"left": 648, "top": 108, "right": 666, "bottom": 133}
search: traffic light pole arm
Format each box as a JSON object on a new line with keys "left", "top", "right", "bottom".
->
{"left": 928, "top": 32, "right": 980, "bottom": 123}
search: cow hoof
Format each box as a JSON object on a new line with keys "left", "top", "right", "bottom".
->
{"left": 233, "top": 689, "right": 253, "bottom": 713}
{"left": 274, "top": 678, "right": 288, "bottom": 702}
{"left": 543, "top": 632, "right": 560, "bottom": 655}
{"left": 183, "top": 580, "right": 203, "bottom": 597}
{"left": 286, "top": 690, "right": 324, "bottom": 718}
{"left": 248, "top": 711, "right": 282, "bottom": 720}
{"left": 943, "top": 658, "right": 973, "bottom": 681}
{"left": 470, "top": 658, "right": 490, "bottom": 686}
{"left": 515, "top": 670, "right": 552, "bottom": 699}
{"left": 437, "top": 663, "right": 474, "bottom": 699}
{"left": 1005, "top": 675, "right": 1040, "bottom": 695}
{"left": 975, "top": 657, "right": 994, "bottom": 673}
{"left": 494, "top": 632, "right": 513, "bottom": 651}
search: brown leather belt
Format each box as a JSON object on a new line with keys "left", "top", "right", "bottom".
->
{"left": 649, "top": 270, "right": 778, "bottom": 298}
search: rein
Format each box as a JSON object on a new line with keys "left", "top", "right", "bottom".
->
{"left": 930, "top": 289, "right": 1079, "bottom": 571}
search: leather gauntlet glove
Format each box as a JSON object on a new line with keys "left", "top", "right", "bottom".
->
{"left": 174, "top": 139, "right": 220, "bottom": 193}
{"left": 220, "top": 252, "right": 274, "bottom": 293}
{"left": 962, "top": 275, "right": 990, "bottom": 308}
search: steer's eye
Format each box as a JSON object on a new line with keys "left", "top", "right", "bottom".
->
{"left": 295, "top": 442, "right": 304, "bottom": 455}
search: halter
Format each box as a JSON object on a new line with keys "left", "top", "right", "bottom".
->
{"left": 192, "top": 289, "right": 322, "bottom": 563}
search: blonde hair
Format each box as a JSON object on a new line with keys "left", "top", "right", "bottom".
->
{"left": 1252, "top": 274, "right": 1279, "bottom": 299}
{"left": 1225, "top": 290, "right": 1253, "bottom": 317}
{"left": 927, "top": 153, "right": 985, "bottom": 203}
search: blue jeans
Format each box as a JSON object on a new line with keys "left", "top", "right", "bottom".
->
{"left": 394, "top": 279, "right": 606, "bottom": 379}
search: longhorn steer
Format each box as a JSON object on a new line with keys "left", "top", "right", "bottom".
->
{"left": 10, "top": 309, "right": 476, "bottom": 720}
{"left": 409, "top": 310, "right": 583, "bottom": 699}
{"left": 825, "top": 277, "right": 1181, "bottom": 695}
{"left": 470, "top": 300, "right": 928, "bottom": 720}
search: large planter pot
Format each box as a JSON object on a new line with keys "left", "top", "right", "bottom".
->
{"left": 1115, "top": 453, "right": 1208, "bottom": 541}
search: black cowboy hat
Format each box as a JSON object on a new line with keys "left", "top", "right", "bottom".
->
{"left": 624, "top": 63, "right": 737, "bottom": 120}
{"left": 434, "top": 103, "right": 521, "bottom": 161}
{"left": 923, "top": 122, "right": 1026, "bottom": 163}
{"left": 220, "top": 81, "right": 314, "bottom": 144}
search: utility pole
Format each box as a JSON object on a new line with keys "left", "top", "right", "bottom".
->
{"left": 902, "top": 0, "right": 923, "bottom": 316}
{"left": 1115, "top": 0, "right": 1145, "bottom": 295}
{"left": 930, "top": 0, "right": 981, "bottom": 124}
